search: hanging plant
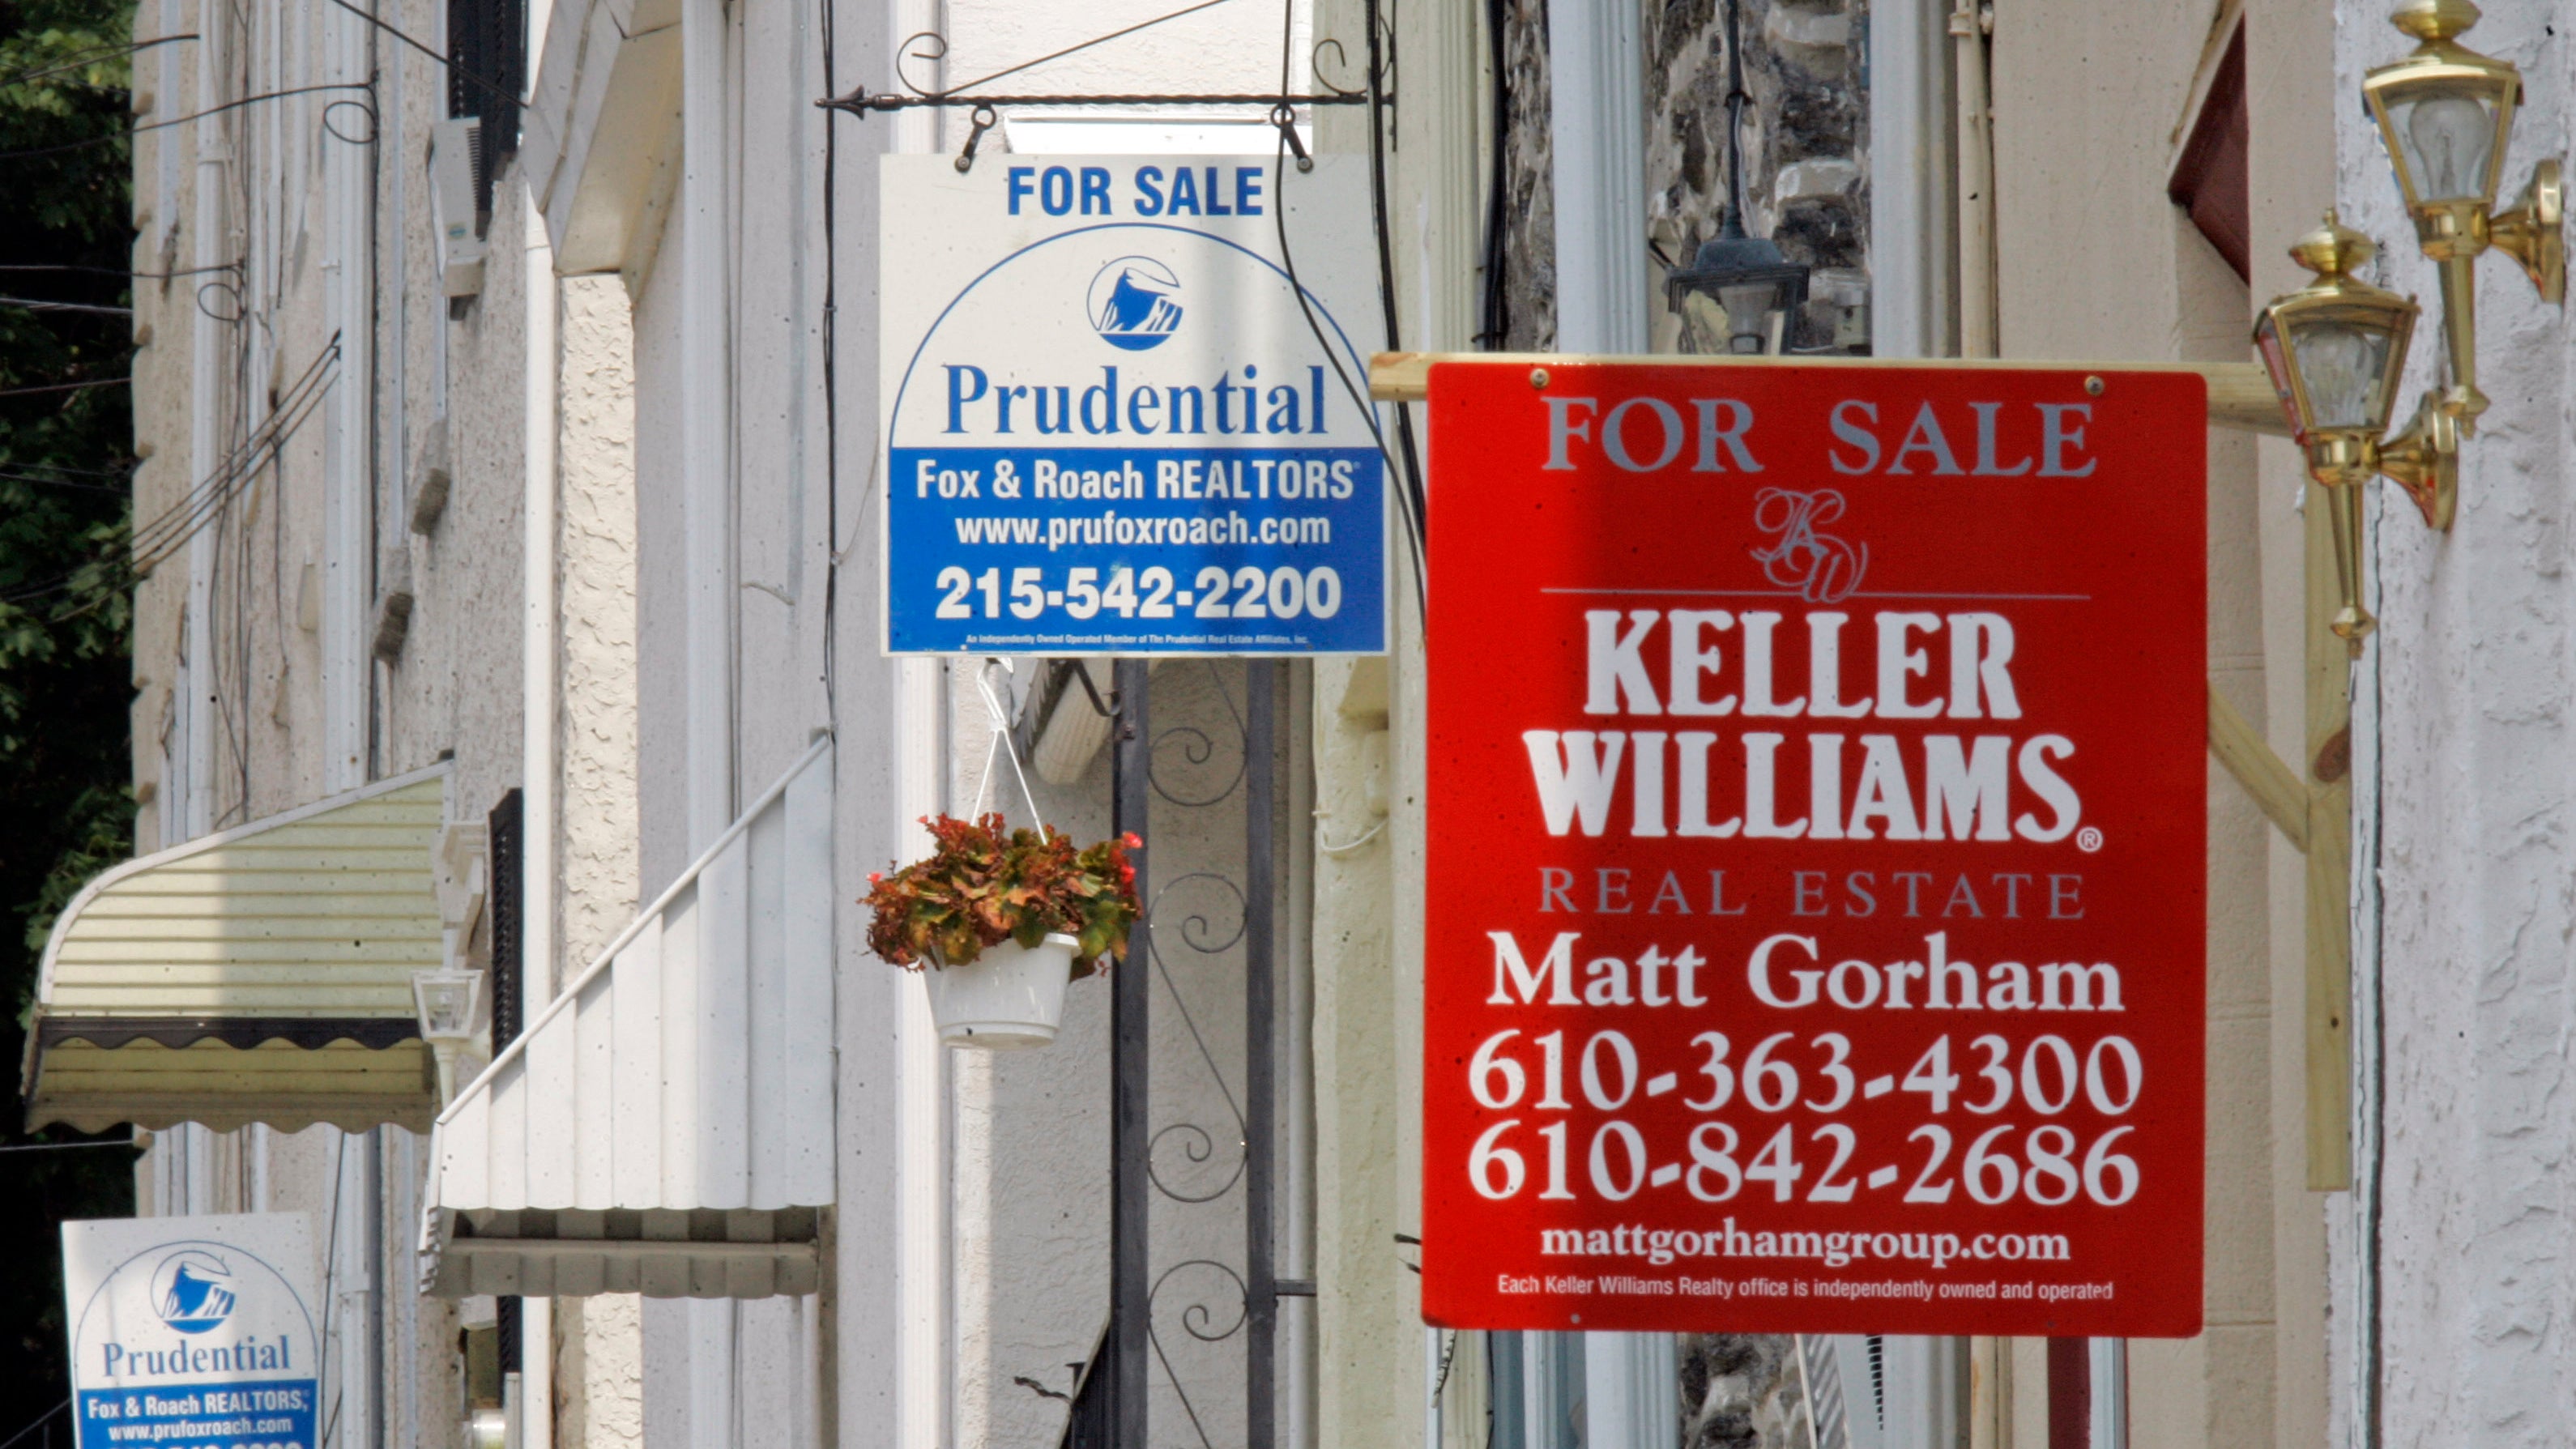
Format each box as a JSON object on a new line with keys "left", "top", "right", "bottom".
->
{"left": 864, "top": 814, "right": 1142, "bottom": 978}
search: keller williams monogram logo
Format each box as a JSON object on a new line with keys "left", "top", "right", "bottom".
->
{"left": 1750, "top": 488, "right": 1869, "bottom": 603}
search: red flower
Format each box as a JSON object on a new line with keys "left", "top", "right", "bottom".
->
{"left": 1122, "top": 832, "right": 1142, "bottom": 848}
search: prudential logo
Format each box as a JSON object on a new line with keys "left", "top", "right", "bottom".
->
{"left": 1086, "top": 257, "right": 1184, "bottom": 351}
{"left": 149, "top": 1249, "right": 238, "bottom": 1334}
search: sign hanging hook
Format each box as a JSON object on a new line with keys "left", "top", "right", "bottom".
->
{"left": 1271, "top": 102, "right": 1313, "bottom": 173}
{"left": 953, "top": 104, "right": 1000, "bottom": 173}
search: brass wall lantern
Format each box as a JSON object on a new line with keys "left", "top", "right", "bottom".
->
{"left": 2362, "top": 0, "right": 2564, "bottom": 429}
{"left": 2254, "top": 215, "right": 2459, "bottom": 655}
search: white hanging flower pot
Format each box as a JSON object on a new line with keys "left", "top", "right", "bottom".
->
{"left": 922, "top": 932, "right": 1081, "bottom": 1050}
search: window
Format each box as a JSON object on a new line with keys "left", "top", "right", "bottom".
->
{"left": 445, "top": 0, "right": 525, "bottom": 232}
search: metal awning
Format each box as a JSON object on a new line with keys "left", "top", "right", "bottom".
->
{"left": 23, "top": 765, "right": 450, "bottom": 1134}
{"left": 420, "top": 738, "right": 834, "bottom": 1300}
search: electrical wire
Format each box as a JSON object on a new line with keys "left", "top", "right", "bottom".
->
{"left": 930, "top": 0, "right": 1241, "bottom": 98}
{"left": 9, "top": 342, "right": 345, "bottom": 618}
{"left": 0, "top": 81, "right": 375, "bottom": 161}
{"left": 1313, "top": 812, "right": 1386, "bottom": 854}
{"left": 126, "top": 340, "right": 338, "bottom": 577}
{"left": 1268, "top": 0, "right": 1429, "bottom": 624}
{"left": 0, "top": 32, "right": 194, "bottom": 92}
{"left": 1361, "top": 0, "right": 1431, "bottom": 561}
{"left": 0, "top": 1136, "right": 140, "bottom": 1153}
{"left": 0, "top": 467, "right": 132, "bottom": 494}
{"left": 0, "top": 1400, "right": 66, "bottom": 1449}
{"left": 321, "top": 0, "right": 518, "bottom": 113}
{"left": 0, "top": 295, "right": 131, "bottom": 316}
{"left": 0, "top": 455, "right": 130, "bottom": 476}
{"left": 0, "top": 262, "right": 233, "bottom": 283}
{"left": 1477, "top": 0, "right": 1511, "bottom": 349}
{"left": 0, "top": 262, "right": 244, "bottom": 286}
{"left": 0, "top": 375, "right": 125, "bottom": 398}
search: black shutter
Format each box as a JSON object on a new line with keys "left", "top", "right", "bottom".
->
{"left": 446, "top": 0, "right": 525, "bottom": 230}
{"left": 488, "top": 789, "right": 523, "bottom": 1050}
{"left": 487, "top": 788, "right": 524, "bottom": 1377}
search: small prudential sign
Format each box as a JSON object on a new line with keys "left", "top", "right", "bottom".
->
{"left": 879, "top": 155, "right": 1388, "bottom": 655}
{"left": 62, "top": 1212, "right": 321, "bottom": 1449}
{"left": 1421, "top": 360, "right": 2208, "bottom": 1337}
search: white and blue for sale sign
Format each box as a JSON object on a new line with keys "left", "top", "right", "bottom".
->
{"left": 880, "top": 155, "right": 1388, "bottom": 654}
{"left": 62, "top": 1213, "right": 320, "bottom": 1449}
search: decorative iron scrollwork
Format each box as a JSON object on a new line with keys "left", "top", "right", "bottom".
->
{"left": 1149, "top": 1259, "right": 1252, "bottom": 1449}
{"left": 894, "top": 29, "right": 947, "bottom": 97}
{"left": 1149, "top": 666, "right": 1249, "bottom": 806}
{"left": 1145, "top": 868, "right": 1251, "bottom": 1204}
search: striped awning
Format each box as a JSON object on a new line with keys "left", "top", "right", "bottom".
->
{"left": 22, "top": 765, "right": 450, "bottom": 1134}
{"left": 420, "top": 739, "right": 834, "bottom": 1300}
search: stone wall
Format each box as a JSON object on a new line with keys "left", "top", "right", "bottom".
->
{"left": 1496, "top": 0, "right": 1871, "bottom": 352}
{"left": 1496, "top": 0, "right": 1558, "bottom": 350}
{"left": 1679, "top": 1334, "right": 1813, "bottom": 1449}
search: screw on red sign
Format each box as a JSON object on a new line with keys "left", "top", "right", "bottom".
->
{"left": 1422, "top": 361, "right": 2207, "bottom": 1337}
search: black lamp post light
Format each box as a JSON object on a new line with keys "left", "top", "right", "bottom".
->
{"left": 1665, "top": 0, "right": 1814, "bottom": 356}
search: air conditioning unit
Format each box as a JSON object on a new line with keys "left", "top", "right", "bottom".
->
{"left": 430, "top": 117, "right": 485, "bottom": 298}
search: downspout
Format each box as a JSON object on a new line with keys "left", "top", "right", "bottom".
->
{"left": 679, "top": 0, "right": 739, "bottom": 1441}
{"left": 325, "top": 0, "right": 369, "bottom": 793}
{"left": 519, "top": 187, "right": 560, "bottom": 1449}
{"left": 358, "top": 6, "right": 386, "bottom": 1441}
{"left": 185, "top": 0, "right": 219, "bottom": 837}
{"left": 1947, "top": 1, "right": 2002, "bottom": 1429}
{"left": 1950, "top": 0, "right": 1997, "bottom": 356}
{"left": 681, "top": 0, "right": 734, "bottom": 846}
{"left": 366, "top": 1128, "right": 385, "bottom": 1449}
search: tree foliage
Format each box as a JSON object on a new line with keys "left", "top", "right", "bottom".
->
{"left": 0, "top": 0, "right": 140, "bottom": 1436}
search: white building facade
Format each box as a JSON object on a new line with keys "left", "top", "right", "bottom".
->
{"left": 70, "top": 0, "right": 2576, "bottom": 1444}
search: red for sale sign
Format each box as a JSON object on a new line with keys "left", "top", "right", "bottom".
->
{"left": 1422, "top": 360, "right": 2206, "bottom": 1337}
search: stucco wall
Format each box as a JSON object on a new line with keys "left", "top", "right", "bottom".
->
{"left": 384, "top": 161, "right": 527, "bottom": 814}
{"left": 552, "top": 271, "right": 646, "bottom": 1449}
{"left": 2331, "top": 1, "right": 2576, "bottom": 1443}
{"left": 556, "top": 274, "right": 642, "bottom": 982}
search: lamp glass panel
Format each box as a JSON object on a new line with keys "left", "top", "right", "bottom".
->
{"left": 2285, "top": 315, "right": 2399, "bottom": 433}
{"left": 415, "top": 975, "right": 476, "bottom": 1039}
{"left": 2254, "top": 313, "right": 2305, "bottom": 435}
{"left": 2388, "top": 86, "right": 2502, "bottom": 206}
{"left": 1717, "top": 281, "right": 1787, "bottom": 354}
{"left": 1677, "top": 290, "right": 1729, "bottom": 355}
